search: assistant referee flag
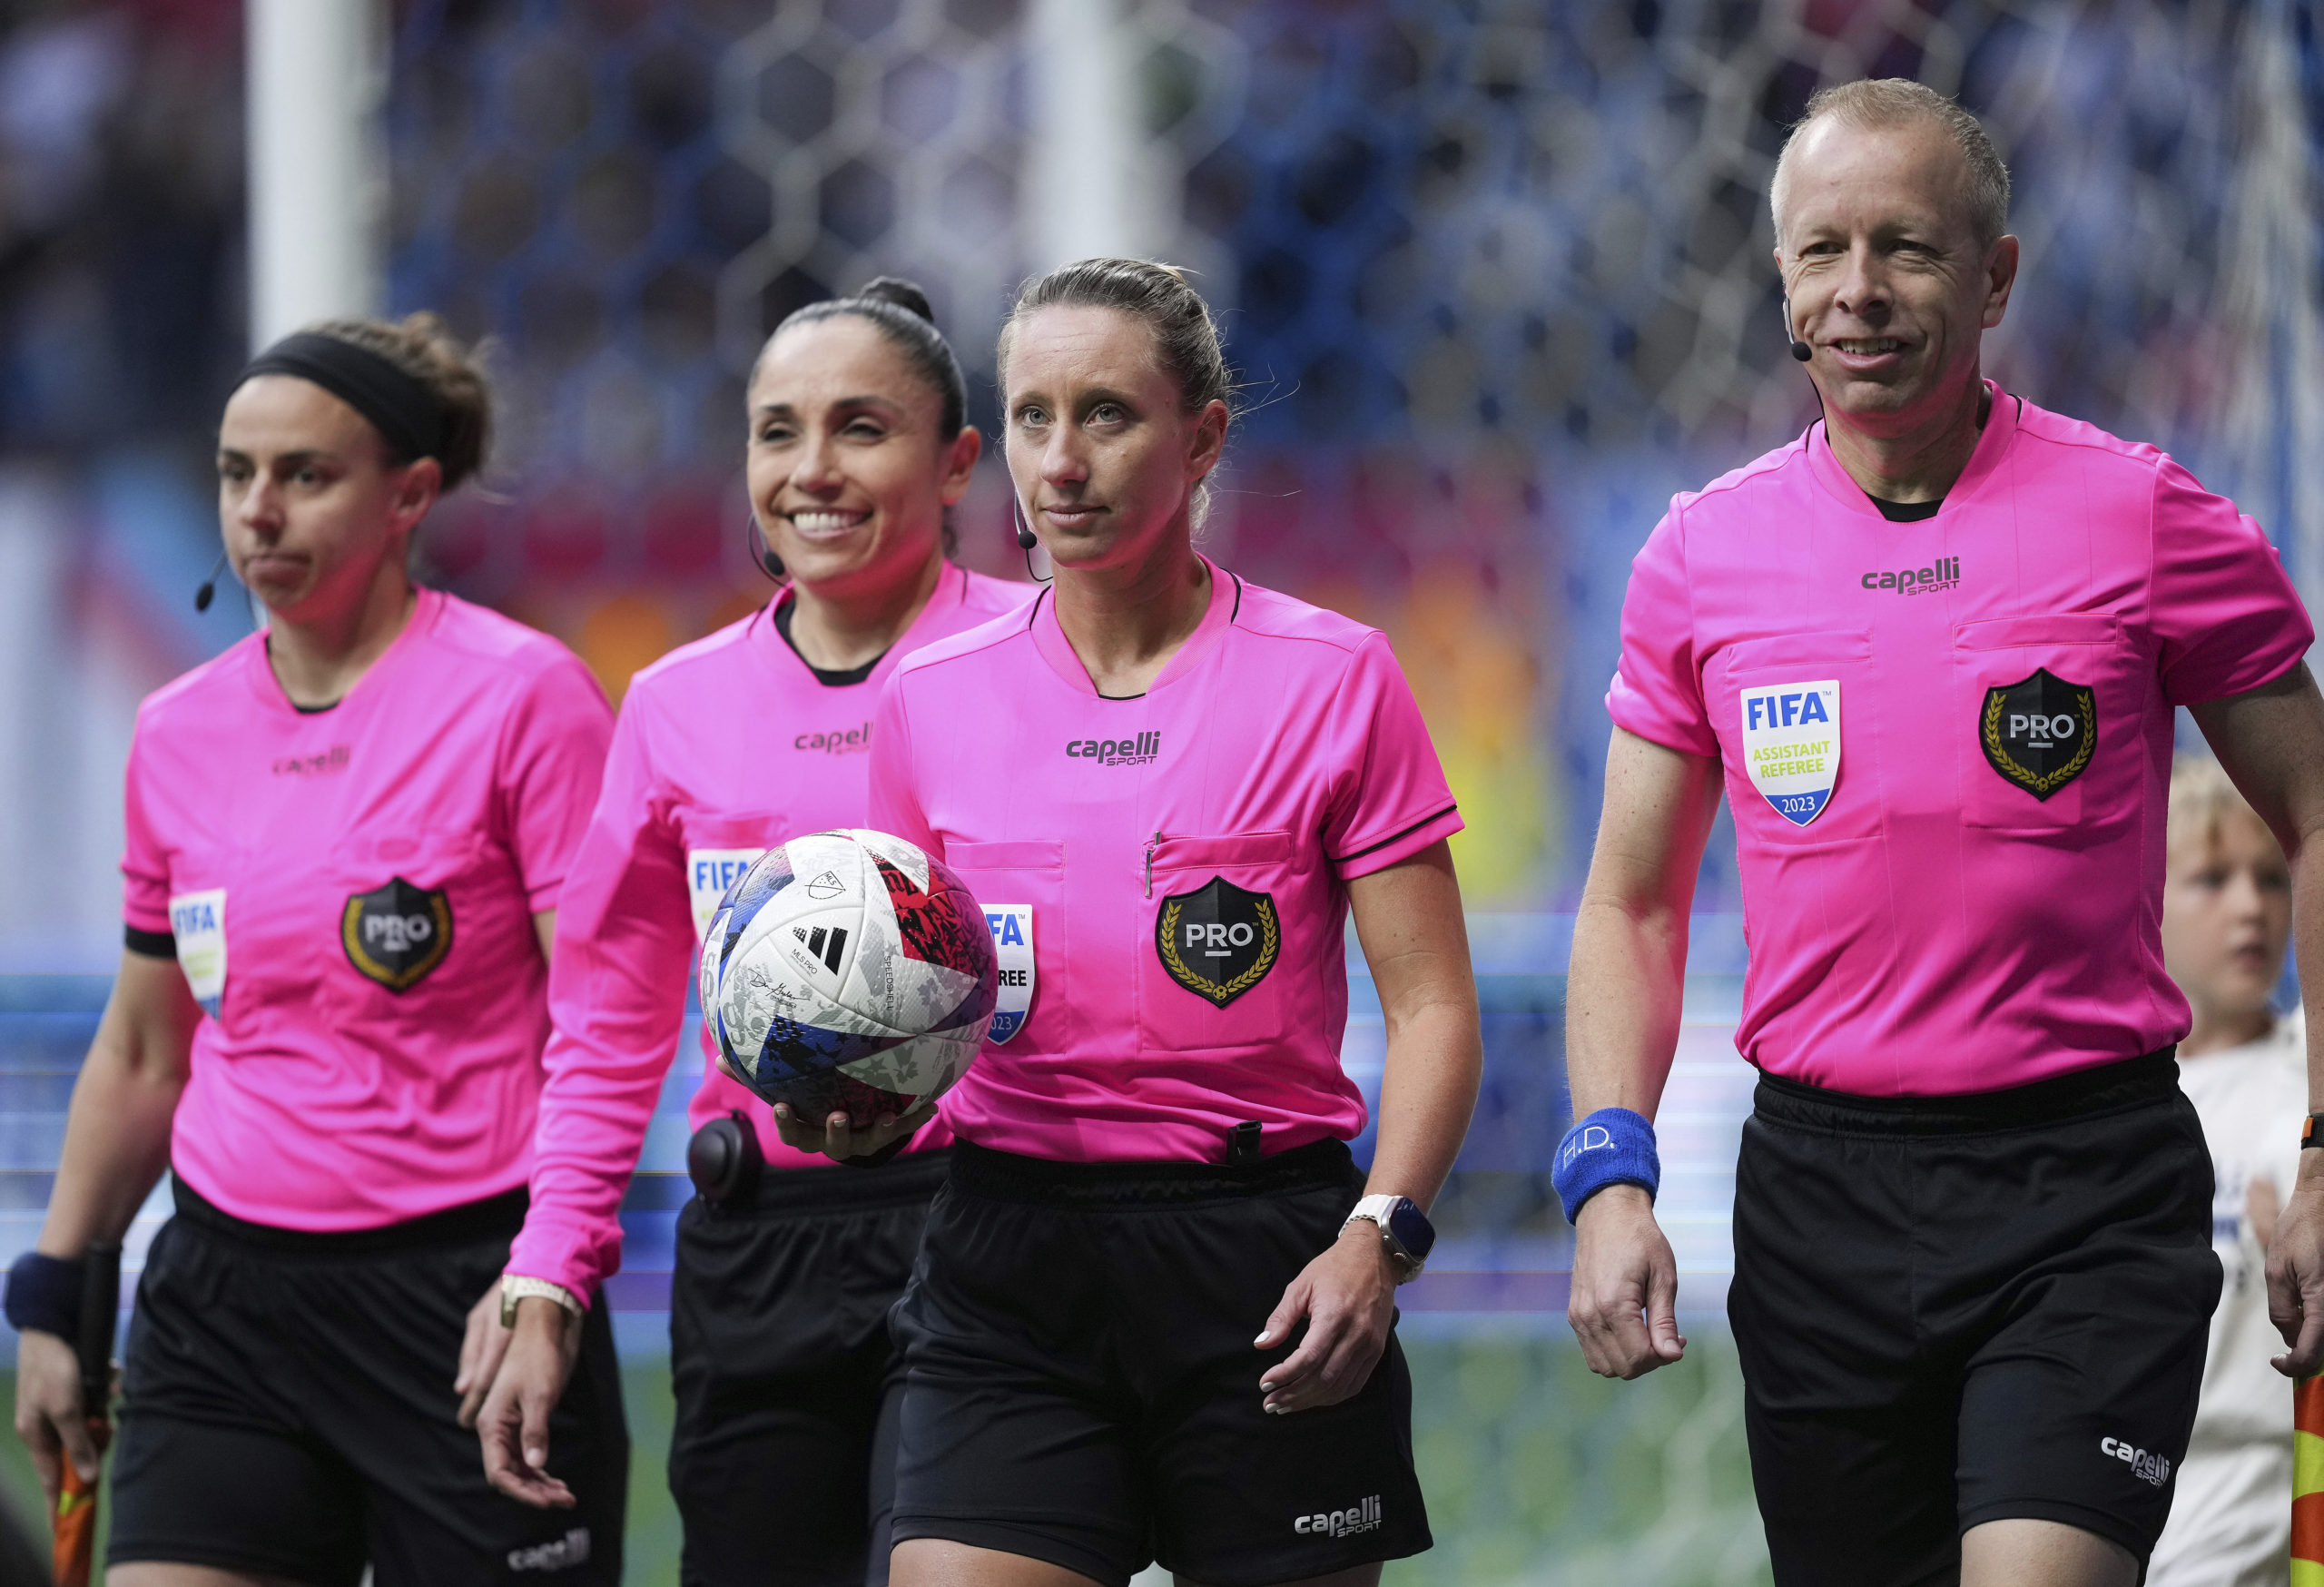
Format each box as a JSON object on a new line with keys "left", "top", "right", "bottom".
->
{"left": 2294, "top": 1373, "right": 2324, "bottom": 1581}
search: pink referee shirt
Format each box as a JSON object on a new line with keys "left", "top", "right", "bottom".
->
{"left": 122, "top": 588, "right": 613, "bottom": 1230}
{"left": 867, "top": 557, "right": 1462, "bottom": 1163}
{"left": 1610, "top": 384, "right": 2313, "bottom": 1096}
{"left": 507, "top": 563, "right": 1027, "bottom": 1302}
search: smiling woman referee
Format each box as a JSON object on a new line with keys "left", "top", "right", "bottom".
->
{"left": 473, "top": 278, "right": 1025, "bottom": 1587}
{"left": 7, "top": 316, "right": 627, "bottom": 1586}
{"left": 800, "top": 258, "right": 1483, "bottom": 1587}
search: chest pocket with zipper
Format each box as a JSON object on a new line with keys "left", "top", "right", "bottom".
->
{"left": 1139, "top": 831, "right": 1295, "bottom": 1053}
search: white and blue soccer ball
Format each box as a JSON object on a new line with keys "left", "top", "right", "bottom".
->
{"left": 699, "top": 829, "right": 998, "bottom": 1126}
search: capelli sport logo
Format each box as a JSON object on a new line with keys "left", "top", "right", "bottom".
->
{"left": 2099, "top": 1437, "right": 2172, "bottom": 1487}
{"left": 1066, "top": 732, "right": 1160, "bottom": 767}
{"left": 1859, "top": 557, "right": 1961, "bottom": 596}
{"left": 507, "top": 1528, "right": 591, "bottom": 1572}
{"left": 272, "top": 744, "right": 350, "bottom": 776}
{"left": 795, "top": 723, "right": 871, "bottom": 754}
{"left": 1295, "top": 1496, "right": 1384, "bottom": 1539}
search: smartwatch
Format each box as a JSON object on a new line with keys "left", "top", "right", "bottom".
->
{"left": 1343, "top": 1194, "right": 1435, "bottom": 1284}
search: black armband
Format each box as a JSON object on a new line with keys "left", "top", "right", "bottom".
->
{"left": 123, "top": 924, "right": 175, "bottom": 959}
{"left": 5, "top": 1251, "right": 83, "bottom": 1338}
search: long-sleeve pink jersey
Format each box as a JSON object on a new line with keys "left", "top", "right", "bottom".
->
{"left": 507, "top": 563, "right": 1029, "bottom": 1301}
{"left": 122, "top": 588, "right": 613, "bottom": 1229}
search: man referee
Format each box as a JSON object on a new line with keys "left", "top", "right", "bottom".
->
{"left": 1561, "top": 78, "right": 2324, "bottom": 1587}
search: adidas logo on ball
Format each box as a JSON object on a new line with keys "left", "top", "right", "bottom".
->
{"left": 701, "top": 829, "right": 1000, "bottom": 1129}
{"left": 793, "top": 925, "right": 848, "bottom": 974}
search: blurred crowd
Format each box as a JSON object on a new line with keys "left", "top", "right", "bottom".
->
{"left": 0, "top": 0, "right": 2311, "bottom": 927}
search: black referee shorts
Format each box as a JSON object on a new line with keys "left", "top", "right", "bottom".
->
{"left": 1728, "top": 1050, "right": 2220, "bottom": 1586}
{"left": 108, "top": 1178, "right": 628, "bottom": 1586}
{"left": 667, "top": 1149, "right": 946, "bottom": 1587}
{"left": 890, "top": 1138, "right": 1431, "bottom": 1587}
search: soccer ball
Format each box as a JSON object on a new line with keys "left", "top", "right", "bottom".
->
{"left": 700, "top": 828, "right": 998, "bottom": 1127}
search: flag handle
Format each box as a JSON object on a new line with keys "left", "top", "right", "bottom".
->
{"left": 52, "top": 1242, "right": 119, "bottom": 1587}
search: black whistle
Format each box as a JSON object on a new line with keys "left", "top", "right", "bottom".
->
{"left": 1226, "top": 1120, "right": 1264, "bottom": 1166}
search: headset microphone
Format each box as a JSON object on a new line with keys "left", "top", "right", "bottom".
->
{"left": 1782, "top": 294, "right": 1812, "bottom": 362}
{"left": 743, "top": 512, "right": 783, "bottom": 582}
{"left": 1011, "top": 497, "right": 1051, "bottom": 583}
{"left": 192, "top": 550, "right": 230, "bottom": 613}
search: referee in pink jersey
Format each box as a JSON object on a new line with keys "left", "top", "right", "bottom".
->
{"left": 1561, "top": 78, "right": 2324, "bottom": 1587}
{"left": 472, "top": 279, "right": 1024, "bottom": 1586}
{"left": 791, "top": 259, "right": 1482, "bottom": 1587}
{"left": 8, "top": 317, "right": 627, "bottom": 1584}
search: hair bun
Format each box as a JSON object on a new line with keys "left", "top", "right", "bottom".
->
{"left": 855, "top": 276, "right": 936, "bottom": 324}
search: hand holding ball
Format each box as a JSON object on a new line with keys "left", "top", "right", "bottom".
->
{"left": 700, "top": 830, "right": 997, "bottom": 1145}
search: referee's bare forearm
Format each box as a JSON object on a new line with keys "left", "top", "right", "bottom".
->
{"left": 40, "top": 950, "right": 198, "bottom": 1257}
{"left": 1351, "top": 840, "right": 1482, "bottom": 1211}
{"left": 1567, "top": 728, "right": 1724, "bottom": 1119}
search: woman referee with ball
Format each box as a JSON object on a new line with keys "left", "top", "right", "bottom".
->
{"left": 832, "top": 258, "right": 1483, "bottom": 1587}
{"left": 477, "top": 279, "right": 1024, "bottom": 1586}
{"left": 9, "top": 315, "right": 629, "bottom": 1583}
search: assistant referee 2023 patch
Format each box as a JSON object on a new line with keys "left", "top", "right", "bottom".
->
{"left": 1738, "top": 680, "right": 1839, "bottom": 827}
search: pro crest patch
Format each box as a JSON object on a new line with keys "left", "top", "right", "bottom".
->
{"left": 1980, "top": 668, "right": 2095, "bottom": 800}
{"left": 1156, "top": 876, "right": 1279, "bottom": 1009}
{"left": 1738, "top": 680, "right": 1839, "bottom": 827}
{"left": 342, "top": 876, "right": 453, "bottom": 991}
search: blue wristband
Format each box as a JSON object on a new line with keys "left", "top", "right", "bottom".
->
{"left": 1552, "top": 1108, "right": 1660, "bottom": 1222}
{"left": 5, "top": 1251, "right": 83, "bottom": 1339}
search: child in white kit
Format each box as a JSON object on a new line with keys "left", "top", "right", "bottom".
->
{"left": 2149, "top": 754, "right": 2305, "bottom": 1587}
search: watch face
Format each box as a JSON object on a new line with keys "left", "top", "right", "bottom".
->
{"left": 1385, "top": 1199, "right": 1435, "bottom": 1263}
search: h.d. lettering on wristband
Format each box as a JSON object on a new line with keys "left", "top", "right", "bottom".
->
{"left": 1551, "top": 1107, "right": 1661, "bottom": 1223}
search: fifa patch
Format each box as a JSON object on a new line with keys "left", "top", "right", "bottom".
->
{"left": 688, "top": 848, "right": 763, "bottom": 941}
{"left": 168, "top": 888, "right": 226, "bottom": 1019}
{"left": 1738, "top": 680, "right": 1839, "bottom": 827}
{"left": 341, "top": 876, "right": 453, "bottom": 992}
{"left": 1980, "top": 668, "right": 2094, "bottom": 800}
{"left": 983, "top": 905, "right": 1034, "bottom": 1042}
{"left": 1157, "top": 876, "right": 1278, "bottom": 1009}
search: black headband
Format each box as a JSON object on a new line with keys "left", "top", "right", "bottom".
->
{"left": 239, "top": 331, "right": 447, "bottom": 462}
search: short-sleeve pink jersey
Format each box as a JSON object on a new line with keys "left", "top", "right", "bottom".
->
{"left": 866, "top": 557, "right": 1462, "bottom": 1163}
{"left": 1609, "top": 384, "right": 2313, "bottom": 1097}
{"left": 506, "top": 563, "right": 1028, "bottom": 1302}
{"left": 120, "top": 588, "right": 613, "bottom": 1230}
